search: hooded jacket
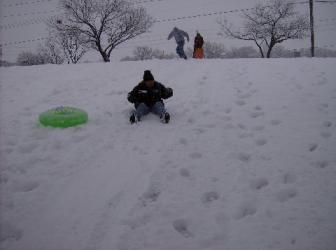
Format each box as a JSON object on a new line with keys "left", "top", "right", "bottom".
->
{"left": 194, "top": 34, "right": 204, "bottom": 49}
{"left": 168, "top": 27, "right": 189, "bottom": 44}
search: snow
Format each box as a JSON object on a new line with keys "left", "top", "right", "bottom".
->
{"left": 1, "top": 58, "right": 336, "bottom": 250}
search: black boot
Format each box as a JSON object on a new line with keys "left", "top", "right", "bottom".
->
{"left": 130, "top": 114, "right": 138, "bottom": 124}
{"left": 161, "top": 112, "right": 170, "bottom": 124}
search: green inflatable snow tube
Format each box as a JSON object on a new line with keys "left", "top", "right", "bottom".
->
{"left": 39, "top": 106, "right": 88, "bottom": 128}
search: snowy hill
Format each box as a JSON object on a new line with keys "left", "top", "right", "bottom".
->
{"left": 1, "top": 58, "right": 336, "bottom": 250}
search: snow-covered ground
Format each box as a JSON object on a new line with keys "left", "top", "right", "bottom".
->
{"left": 1, "top": 58, "right": 336, "bottom": 250}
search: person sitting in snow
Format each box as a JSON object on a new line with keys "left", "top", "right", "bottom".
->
{"left": 127, "top": 70, "right": 173, "bottom": 124}
{"left": 168, "top": 27, "right": 189, "bottom": 59}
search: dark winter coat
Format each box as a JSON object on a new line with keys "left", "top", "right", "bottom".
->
{"left": 168, "top": 27, "right": 189, "bottom": 44}
{"left": 127, "top": 81, "right": 173, "bottom": 107}
{"left": 194, "top": 34, "right": 204, "bottom": 49}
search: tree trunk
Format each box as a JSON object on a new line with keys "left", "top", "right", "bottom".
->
{"left": 266, "top": 48, "right": 272, "bottom": 58}
{"left": 256, "top": 44, "right": 264, "bottom": 58}
{"left": 267, "top": 44, "right": 275, "bottom": 58}
{"left": 266, "top": 39, "right": 276, "bottom": 58}
{"left": 100, "top": 51, "right": 110, "bottom": 62}
{"left": 96, "top": 42, "right": 110, "bottom": 62}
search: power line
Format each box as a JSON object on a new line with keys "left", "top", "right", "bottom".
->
{"left": 1, "top": 0, "right": 54, "bottom": 8}
{"left": 315, "top": 0, "right": 336, "bottom": 3}
{"left": 0, "top": 37, "right": 49, "bottom": 47}
{"left": 0, "top": 17, "right": 48, "bottom": 30}
{"left": 2, "top": 23, "right": 335, "bottom": 48}
{"left": 132, "top": 0, "right": 166, "bottom": 4}
{"left": 2, "top": 8, "right": 335, "bottom": 31}
{"left": 1, "top": 9, "right": 59, "bottom": 18}
{"left": 1, "top": 1, "right": 335, "bottom": 48}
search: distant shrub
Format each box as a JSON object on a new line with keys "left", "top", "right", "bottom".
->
{"left": 121, "top": 46, "right": 175, "bottom": 61}
{"left": 204, "top": 42, "right": 226, "bottom": 58}
{"left": 16, "top": 52, "right": 46, "bottom": 66}
{"left": 226, "top": 46, "right": 259, "bottom": 58}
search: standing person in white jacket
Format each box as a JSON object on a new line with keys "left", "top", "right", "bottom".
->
{"left": 168, "top": 27, "right": 189, "bottom": 59}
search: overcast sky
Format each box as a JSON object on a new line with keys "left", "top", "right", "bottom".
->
{"left": 1, "top": 0, "right": 336, "bottom": 62}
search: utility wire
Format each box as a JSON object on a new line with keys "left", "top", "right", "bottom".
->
{"left": 1, "top": 1, "right": 335, "bottom": 48}
{"left": 1, "top": 9, "right": 60, "bottom": 18}
{"left": 1, "top": 0, "right": 54, "bottom": 8}
{"left": 2, "top": 23, "right": 335, "bottom": 48}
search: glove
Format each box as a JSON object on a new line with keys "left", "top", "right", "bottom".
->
{"left": 127, "top": 93, "right": 135, "bottom": 103}
{"left": 164, "top": 87, "right": 173, "bottom": 99}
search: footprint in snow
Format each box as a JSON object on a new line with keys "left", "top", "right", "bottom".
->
{"left": 255, "top": 138, "right": 268, "bottom": 146}
{"left": 179, "top": 137, "right": 188, "bottom": 146}
{"left": 237, "top": 152, "right": 251, "bottom": 163}
{"left": 234, "top": 202, "right": 257, "bottom": 220}
{"left": 235, "top": 100, "right": 246, "bottom": 106}
{"left": 222, "top": 115, "right": 232, "bottom": 122}
{"left": 193, "top": 128, "right": 206, "bottom": 135}
{"left": 173, "top": 219, "right": 193, "bottom": 238}
{"left": 282, "top": 173, "right": 296, "bottom": 184}
{"left": 238, "top": 93, "right": 252, "bottom": 99}
{"left": 201, "top": 191, "right": 220, "bottom": 204}
{"left": 250, "top": 178, "right": 269, "bottom": 190}
{"left": 71, "top": 135, "right": 87, "bottom": 143}
{"left": 205, "top": 123, "right": 216, "bottom": 129}
{"left": 189, "top": 152, "right": 202, "bottom": 159}
{"left": 323, "top": 121, "right": 332, "bottom": 128}
{"left": 308, "top": 143, "right": 318, "bottom": 152}
{"left": 312, "top": 160, "right": 329, "bottom": 169}
{"left": 319, "top": 103, "right": 329, "bottom": 109}
{"left": 254, "top": 105, "right": 263, "bottom": 111}
{"left": 276, "top": 188, "right": 297, "bottom": 202}
{"left": 11, "top": 180, "right": 39, "bottom": 193}
{"left": 179, "top": 168, "right": 191, "bottom": 178}
{"left": 223, "top": 123, "right": 235, "bottom": 130}
{"left": 238, "top": 132, "right": 254, "bottom": 139}
{"left": 320, "top": 131, "right": 332, "bottom": 139}
{"left": 270, "top": 119, "right": 282, "bottom": 126}
{"left": 237, "top": 123, "right": 247, "bottom": 130}
{"left": 18, "top": 142, "right": 38, "bottom": 154}
{"left": 140, "top": 182, "right": 161, "bottom": 206}
{"left": 224, "top": 107, "right": 232, "bottom": 114}
{"left": 187, "top": 117, "right": 195, "bottom": 124}
{"left": 202, "top": 110, "right": 212, "bottom": 116}
{"left": 250, "top": 111, "right": 264, "bottom": 119}
{"left": 0, "top": 221, "right": 24, "bottom": 242}
{"left": 252, "top": 125, "right": 265, "bottom": 132}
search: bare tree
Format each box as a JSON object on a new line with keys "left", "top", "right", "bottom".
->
{"left": 56, "top": 29, "right": 88, "bottom": 64}
{"left": 50, "top": 0, "right": 152, "bottom": 62}
{"left": 39, "top": 38, "right": 65, "bottom": 64}
{"left": 219, "top": 0, "right": 309, "bottom": 58}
